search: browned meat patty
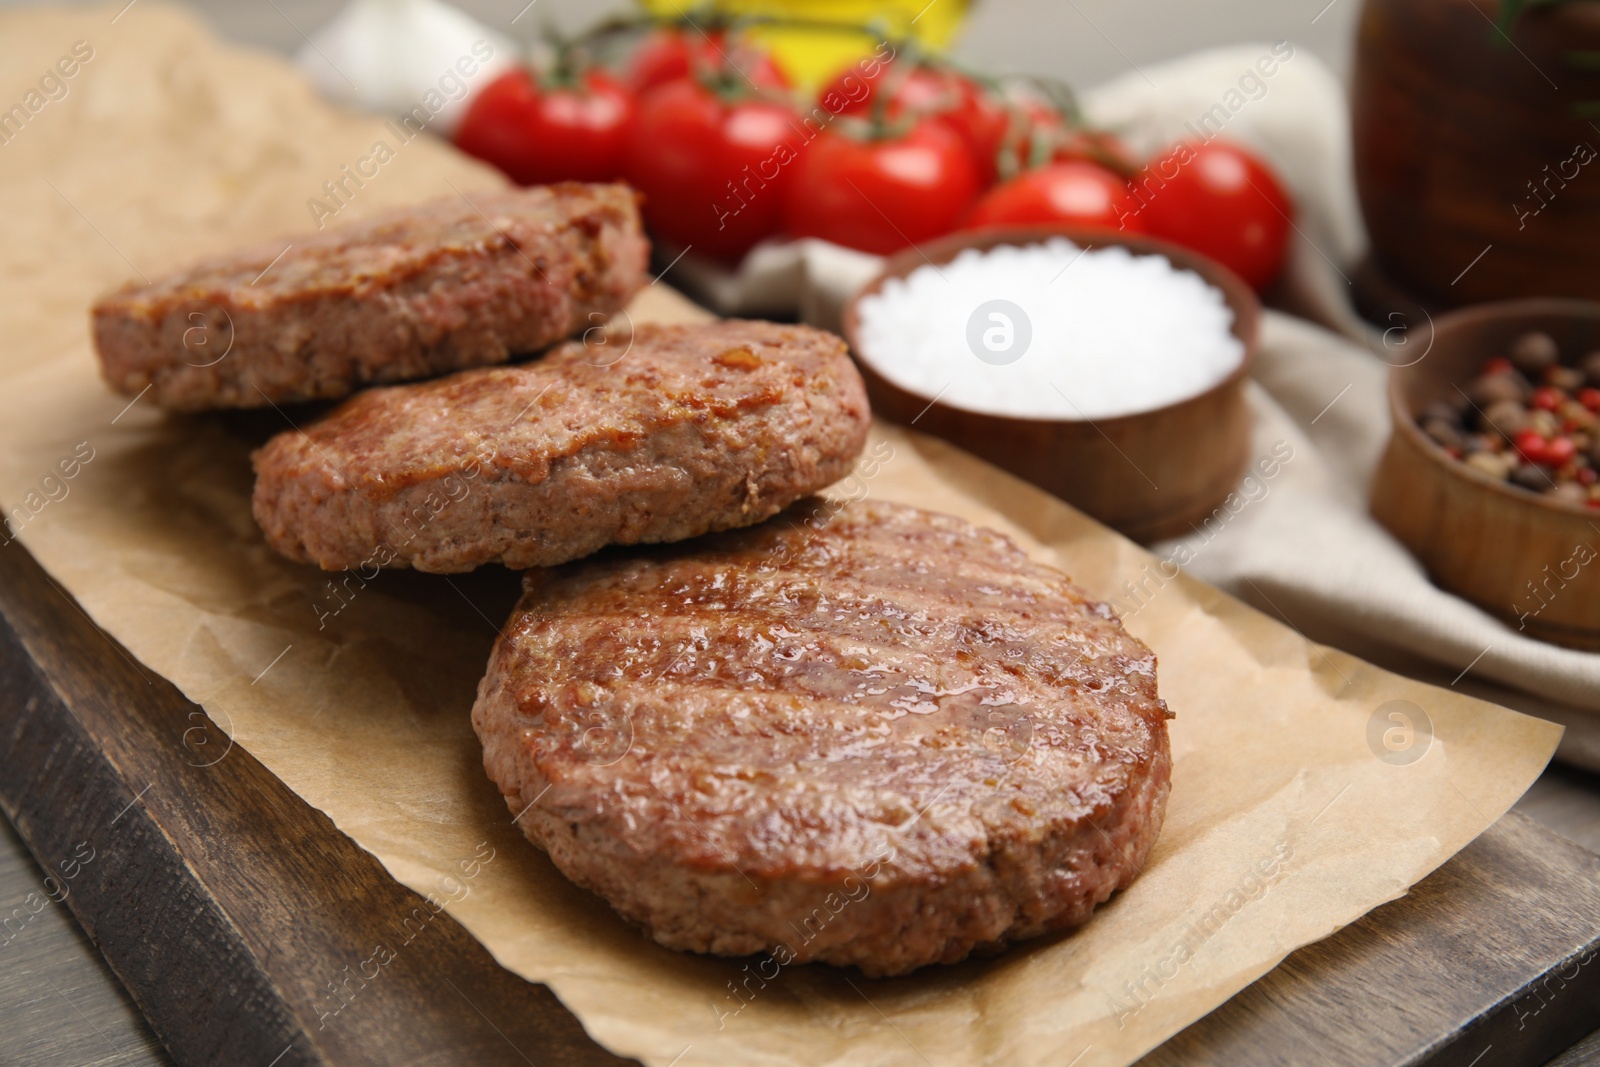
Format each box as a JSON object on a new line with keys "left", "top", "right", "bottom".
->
{"left": 92, "top": 183, "right": 647, "bottom": 411}
{"left": 473, "top": 500, "right": 1173, "bottom": 977}
{"left": 251, "top": 320, "right": 870, "bottom": 573}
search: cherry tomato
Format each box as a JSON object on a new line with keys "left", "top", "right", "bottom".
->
{"left": 627, "top": 28, "right": 789, "bottom": 93}
{"left": 783, "top": 119, "right": 981, "bottom": 255}
{"left": 1133, "top": 140, "right": 1293, "bottom": 292}
{"left": 1482, "top": 357, "right": 1515, "bottom": 376}
{"left": 1047, "top": 127, "right": 1138, "bottom": 173}
{"left": 997, "top": 93, "right": 1061, "bottom": 170}
{"left": 623, "top": 79, "right": 804, "bottom": 263}
{"left": 1579, "top": 387, "right": 1600, "bottom": 412}
{"left": 963, "top": 161, "right": 1144, "bottom": 233}
{"left": 997, "top": 94, "right": 1136, "bottom": 175}
{"left": 822, "top": 58, "right": 1008, "bottom": 185}
{"left": 1579, "top": 467, "right": 1598, "bottom": 486}
{"left": 455, "top": 68, "right": 634, "bottom": 185}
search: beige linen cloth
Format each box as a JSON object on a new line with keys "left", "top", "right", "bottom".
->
{"left": 677, "top": 45, "right": 1600, "bottom": 769}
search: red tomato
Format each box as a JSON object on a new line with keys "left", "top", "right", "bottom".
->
{"left": 1001, "top": 94, "right": 1061, "bottom": 163}
{"left": 822, "top": 58, "right": 1008, "bottom": 184}
{"left": 623, "top": 79, "right": 804, "bottom": 262}
{"left": 963, "top": 161, "right": 1144, "bottom": 233}
{"left": 627, "top": 28, "right": 788, "bottom": 93}
{"left": 1132, "top": 140, "right": 1293, "bottom": 291}
{"left": 1580, "top": 387, "right": 1600, "bottom": 412}
{"left": 454, "top": 68, "right": 634, "bottom": 185}
{"left": 997, "top": 94, "right": 1136, "bottom": 175}
{"left": 783, "top": 119, "right": 981, "bottom": 255}
{"left": 1049, "top": 127, "right": 1139, "bottom": 173}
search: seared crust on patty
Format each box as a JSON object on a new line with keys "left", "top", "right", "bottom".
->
{"left": 92, "top": 183, "right": 647, "bottom": 410}
{"left": 472, "top": 500, "right": 1173, "bottom": 976}
{"left": 250, "top": 320, "right": 870, "bottom": 572}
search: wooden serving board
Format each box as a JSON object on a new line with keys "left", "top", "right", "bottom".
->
{"left": 2, "top": 533, "right": 1598, "bottom": 1067}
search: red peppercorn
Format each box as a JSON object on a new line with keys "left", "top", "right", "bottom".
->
{"left": 1514, "top": 428, "right": 1549, "bottom": 464}
{"left": 1580, "top": 387, "right": 1600, "bottom": 412}
{"left": 1545, "top": 436, "right": 1578, "bottom": 466}
{"left": 1530, "top": 386, "right": 1564, "bottom": 412}
{"left": 1483, "top": 357, "right": 1514, "bottom": 375}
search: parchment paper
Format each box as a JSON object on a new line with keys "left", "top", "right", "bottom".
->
{"left": 0, "top": 6, "right": 1563, "bottom": 1066}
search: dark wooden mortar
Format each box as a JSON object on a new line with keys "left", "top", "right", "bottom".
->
{"left": 1352, "top": 0, "right": 1600, "bottom": 309}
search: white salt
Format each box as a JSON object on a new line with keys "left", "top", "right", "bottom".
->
{"left": 854, "top": 238, "right": 1244, "bottom": 420}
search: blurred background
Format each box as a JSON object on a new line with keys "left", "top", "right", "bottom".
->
{"left": 39, "top": 0, "right": 1363, "bottom": 86}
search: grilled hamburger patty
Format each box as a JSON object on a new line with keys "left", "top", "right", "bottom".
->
{"left": 251, "top": 320, "right": 870, "bottom": 572}
{"left": 93, "top": 183, "right": 647, "bottom": 410}
{"left": 473, "top": 500, "right": 1173, "bottom": 976}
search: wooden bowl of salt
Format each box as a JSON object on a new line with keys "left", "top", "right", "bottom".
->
{"left": 842, "top": 227, "right": 1261, "bottom": 544}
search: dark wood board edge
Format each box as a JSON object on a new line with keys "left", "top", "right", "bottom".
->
{"left": 1134, "top": 819, "right": 1600, "bottom": 1066}
{"left": 1548, "top": 1026, "right": 1600, "bottom": 1067}
{"left": 0, "top": 637, "right": 307, "bottom": 1066}
{"left": 1413, "top": 817, "right": 1600, "bottom": 1067}
{"left": 0, "top": 539, "right": 633, "bottom": 1067}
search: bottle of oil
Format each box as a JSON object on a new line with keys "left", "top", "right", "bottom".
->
{"left": 634, "top": 0, "right": 973, "bottom": 87}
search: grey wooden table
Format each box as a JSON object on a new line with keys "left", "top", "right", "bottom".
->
{"left": 0, "top": 815, "right": 167, "bottom": 1067}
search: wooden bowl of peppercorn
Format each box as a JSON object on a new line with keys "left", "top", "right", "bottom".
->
{"left": 1371, "top": 298, "right": 1600, "bottom": 651}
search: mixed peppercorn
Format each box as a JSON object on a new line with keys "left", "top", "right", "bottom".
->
{"left": 1418, "top": 331, "right": 1600, "bottom": 508}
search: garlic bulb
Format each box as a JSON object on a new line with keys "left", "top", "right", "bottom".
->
{"left": 295, "top": 0, "right": 520, "bottom": 137}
